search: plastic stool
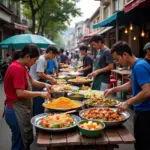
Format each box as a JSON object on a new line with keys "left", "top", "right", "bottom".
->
{"left": 109, "top": 79, "right": 117, "bottom": 88}
{"left": 110, "top": 74, "right": 114, "bottom": 79}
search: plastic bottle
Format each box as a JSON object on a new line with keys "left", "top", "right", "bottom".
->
{"left": 117, "top": 80, "right": 122, "bottom": 99}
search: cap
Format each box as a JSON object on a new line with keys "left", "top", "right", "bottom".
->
{"left": 143, "top": 43, "right": 150, "bottom": 51}
{"left": 46, "top": 46, "right": 59, "bottom": 54}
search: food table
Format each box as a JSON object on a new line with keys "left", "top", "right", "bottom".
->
{"left": 37, "top": 125, "right": 135, "bottom": 150}
{"left": 35, "top": 69, "right": 135, "bottom": 150}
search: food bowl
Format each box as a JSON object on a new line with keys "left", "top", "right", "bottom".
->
{"left": 68, "top": 93, "right": 84, "bottom": 101}
{"left": 78, "top": 120, "right": 105, "bottom": 137}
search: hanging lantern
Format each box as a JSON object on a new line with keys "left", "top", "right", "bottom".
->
{"left": 133, "top": 36, "right": 136, "bottom": 40}
{"left": 130, "top": 24, "right": 133, "bottom": 30}
{"left": 124, "top": 28, "right": 128, "bottom": 34}
{"left": 141, "top": 30, "right": 145, "bottom": 37}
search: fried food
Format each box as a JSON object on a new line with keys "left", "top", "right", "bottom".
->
{"left": 71, "top": 77, "right": 92, "bottom": 83}
{"left": 53, "top": 84, "right": 72, "bottom": 92}
{"left": 83, "top": 107, "right": 123, "bottom": 121}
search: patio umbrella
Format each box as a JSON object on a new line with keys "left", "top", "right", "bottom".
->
{"left": 0, "top": 34, "right": 56, "bottom": 49}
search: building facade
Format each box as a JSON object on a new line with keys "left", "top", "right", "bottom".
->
{"left": 0, "top": 0, "right": 28, "bottom": 58}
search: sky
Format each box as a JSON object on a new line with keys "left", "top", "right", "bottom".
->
{"left": 70, "top": 0, "right": 100, "bottom": 27}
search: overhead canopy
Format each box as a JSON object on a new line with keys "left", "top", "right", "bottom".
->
{"left": 98, "top": 27, "right": 113, "bottom": 35}
{"left": 93, "top": 11, "right": 124, "bottom": 29}
{"left": 0, "top": 34, "right": 56, "bottom": 49}
{"left": 93, "top": 8, "right": 150, "bottom": 29}
{"left": 124, "top": 0, "right": 150, "bottom": 13}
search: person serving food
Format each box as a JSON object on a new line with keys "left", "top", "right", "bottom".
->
{"left": 4, "top": 44, "right": 51, "bottom": 150}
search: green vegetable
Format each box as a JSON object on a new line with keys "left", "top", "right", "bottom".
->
{"left": 52, "top": 124, "right": 60, "bottom": 128}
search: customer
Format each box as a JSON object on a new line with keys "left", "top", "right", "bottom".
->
{"left": 60, "top": 48, "right": 68, "bottom": 64}
{"left": 47, "top": 58, "right": 58, "bottom": 77}
{"left": 71, "top": 54, "right": 78, "bottom": 68}
{"left": 4, "top": 44, "right": 51, "bottom": 150}
{"left": 104, "top": 41, "right": 150, "bottom": 150}
{"left": 30, "top": 46, "right": 58, "bottom": 118}
{"left": 88, "top": 35, "right": 113, "bottom": 91}
{"left": 5, "top": 53, "right": 12, "bottom": 65}
{"left": 78, "top": 45, "right": 93, "bottom": 77}
{"left": 143, "top": 42, "right": 150, "bottom": 64}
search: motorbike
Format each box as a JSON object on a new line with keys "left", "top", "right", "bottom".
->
{"left": 0, "top": 58, "right": 8, "bottom": 81}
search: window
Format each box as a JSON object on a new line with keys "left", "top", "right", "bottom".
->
{"left": 113, "top": 0, "right": 119, "bottom": 12}
{"left": 104, "top": 6, "right": 109, "bottom": 19}
{"left": 126, "top": 0, "right": 132, "bottom": 4}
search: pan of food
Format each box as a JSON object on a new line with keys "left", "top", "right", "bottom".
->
{"left": 79, "top": 107, "right": 130, "bottom": 127}
{"left": 31, "top": 113, "right": 81, "bottom": 132}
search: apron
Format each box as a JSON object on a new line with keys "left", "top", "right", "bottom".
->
{"left": 92, "top": 50, "right": 103, "bottom": 90}
{"left": 12, "top": 75, "right": 33, "bottom": 150}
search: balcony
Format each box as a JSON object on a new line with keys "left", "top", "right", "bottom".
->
{"left": 100, "top": 0, "right": 110, "bottom": 6}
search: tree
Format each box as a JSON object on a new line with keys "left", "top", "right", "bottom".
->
{"left": 11, "top": 0, "right": 48, "bottom": 33}
{"left": 11, "top": 0, "right": 81, "bottom": 35}
{"left": 37, "top": 0, "right": 81, "bottom": 36}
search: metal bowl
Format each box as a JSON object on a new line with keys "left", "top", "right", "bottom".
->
{"left": 43, "top": 100, "right": 83, "bottom": 112}
{"left": 79, "top": 108, "right": 130, "bottom": 127}
{"left": 31, "top": 113, "right": 81, "bottom": 132}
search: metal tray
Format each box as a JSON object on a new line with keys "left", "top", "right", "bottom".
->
{"left": 66, "top": 71, "right": 83, "bottom": 76}
{"left": 68, "top": 79, "right": 93, "bottom": 85}
{"left": 31, "top": 113, "right": 81, "bottom": 132}
{"left": 84, "top": 99, "right": 121, "bottom": 107}
{"left": 79, "top": 108, "right": 130, "bottom": 127}
{"left": 53, "top": 85, "right": 79, "bottom": 93}
{"left": 43, "top": 100, "right": 84, "bottom": 111}
{"left": 77, "top": 90, "right": 104, "bottom": 99}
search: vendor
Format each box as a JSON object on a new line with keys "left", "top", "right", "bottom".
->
{"left": 104, "top": 41, "right": 150, "bottom": 150}
{"left": 4, "top": 44, "right": 51, "bottom": 150}
{"left": 78, "top": 45, "right": 93, "bottom": 77}
{"left": 88, "top": 35, "right": 113, "bottom": 91}
{"left": 30, "top": 46, "right": 58, "bottom": 118}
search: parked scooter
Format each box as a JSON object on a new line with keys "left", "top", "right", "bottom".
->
{"left": 0, "top": 58, "right": 8, "bottom": 81}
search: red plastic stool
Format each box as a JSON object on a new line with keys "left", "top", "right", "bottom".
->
{"left": 110, "top": 74, "right": 114, "bottom": 79}
{"left": 109, "top": 79, "right": 117, "bottom": 88}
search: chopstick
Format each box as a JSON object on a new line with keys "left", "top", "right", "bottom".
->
{"left": 64, "top": 110, "right": 77, "bottom": 114}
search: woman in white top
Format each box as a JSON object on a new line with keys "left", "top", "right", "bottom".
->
{"left": 71, "top": 54, "right": 78, "bottom": 68}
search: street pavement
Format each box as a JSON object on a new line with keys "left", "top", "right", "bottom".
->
{"left": 0, "top": 82, "right": 134, "bottom": 150}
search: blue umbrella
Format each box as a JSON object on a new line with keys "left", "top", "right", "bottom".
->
{"left": 0, "top": 34, "right": 56, "bottom": 49}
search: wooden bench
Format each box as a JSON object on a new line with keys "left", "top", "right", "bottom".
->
{"left": 37, "top": 125, "right": 135, "bottom": 150}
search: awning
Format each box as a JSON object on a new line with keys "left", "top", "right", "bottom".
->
{"left": 14, "top": 23, "right": 28, "bottom": 31}
{"left": 93, "top": 8, "right": 150, "bottom": 29}
{"left": 93, "top": 11, "right": 124, "bottom": 29}
{"left": 84, "top": 30, "right": 100, "bottom": 38}
{"left": 124, "top": 0, "right": 149, "bottom": 13}
{"left": 79, "top": 30, "right": 100, "bottom": 43}
{"left": 98, "top": 27, "right": 113, "bottom": 35}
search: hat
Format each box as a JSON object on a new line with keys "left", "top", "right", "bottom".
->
{"left": 143, "top": 43, "right": 150, "bottom": 51}
{"left": 46, "top": 46, "right": 59, "bottom": 54}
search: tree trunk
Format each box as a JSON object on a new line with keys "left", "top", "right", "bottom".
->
{"left": 41, "top": 25, "right": 45, "bottom": 36}
{"left": 31, "top": 13, "right": 36, "bottom": 34}
{"left": 37, "top": 17, "right": 42, "bottom": 34}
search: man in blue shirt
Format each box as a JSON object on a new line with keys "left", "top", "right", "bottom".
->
{"left": 143, "top": 42, "right": 150, "bottom": 65}
{"left": 47, "top": 58, "right": 58, "bottom": 76}
{"left": 104, "top": 41, "right": 150, "bottom": 150}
